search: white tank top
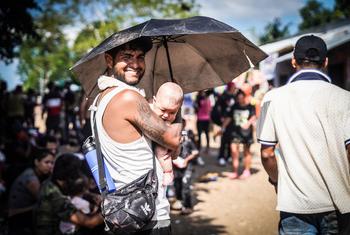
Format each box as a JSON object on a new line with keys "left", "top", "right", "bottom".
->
{"left": 90, "top": 81, "right": 170, "bottom": 221}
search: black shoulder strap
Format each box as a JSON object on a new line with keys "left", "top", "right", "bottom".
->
{"left": 92, "top": 111, "right": 108, "bottom": 196}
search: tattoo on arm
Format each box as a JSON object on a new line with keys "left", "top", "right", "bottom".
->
{"left": 134, "top": 98, "right": 168, "bottom": 146}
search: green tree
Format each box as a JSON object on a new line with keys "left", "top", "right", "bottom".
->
{"left": 299, "top": 0, "right": 350, "bottom": 31}
{"left": 0, "top": 0, "right": 40, "bottom": 63}
{"left": 17, "top": 0, "right": 91, "bottom": 90}
{"left": 332, "top": 0, "right": 350, "bottom": 20}
{"left": 73, "top": 0, "right": 199, "bottom": 62}
{"left": 259, "top": 18, "right": 290, "bottom": 44}
{"left": 299, "top": 0, "right": 333, "bottom": 30}
{"left": 17, "top": 0, "right": 199, "bottom": 90}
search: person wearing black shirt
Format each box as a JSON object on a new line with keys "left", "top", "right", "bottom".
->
{"left": 221, "top": 89, "right": 256, "bottom": 179}
{"left": 212, "top": 82, "right": 238, "bottom": 166}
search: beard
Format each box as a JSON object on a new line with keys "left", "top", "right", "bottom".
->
{"left": 111, "top": 68, "right": 144, "bottom": 86}
{"left": 118, "top": 74, "right": 143, "bottom": 86}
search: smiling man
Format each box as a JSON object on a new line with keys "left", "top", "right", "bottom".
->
{"left": 91, "top": 37, "right": 182, "bottom": 235}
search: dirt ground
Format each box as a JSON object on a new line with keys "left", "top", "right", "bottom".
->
{"left": 170, "top": 142, "right": 279, "bottom": 235}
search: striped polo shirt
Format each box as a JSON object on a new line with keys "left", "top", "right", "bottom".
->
{"left": 257, "top": 69, "right": 350, "bottom": 214}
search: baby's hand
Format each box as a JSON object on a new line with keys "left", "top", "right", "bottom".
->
{"left": 173, "top": 158, "right": 186, "bottom": 168}
{"left": 162, "top": 171, "right": 174, "bottom": 186}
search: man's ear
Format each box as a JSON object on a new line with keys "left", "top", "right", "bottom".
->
{"left": 105, "top": 53, "right": 113, "bottom": 69}
{"left": 291, "top": 57, "right": 297, "bottom": 68}
{"left": 323, "top": 57, "right": 328, "bottom": 68}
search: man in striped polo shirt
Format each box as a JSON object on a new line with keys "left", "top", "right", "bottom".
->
{"left": 257, "top": 35, "right": 350, "bottom": 234}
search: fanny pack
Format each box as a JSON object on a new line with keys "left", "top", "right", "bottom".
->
{"left": 89, "top": 95, "right": 158, "bottom": 234}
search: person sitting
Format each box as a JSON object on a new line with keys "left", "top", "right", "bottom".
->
{"left": 8, "top": 148, "right": 55, "bottom": 235}
{"left": 34, "top": 153, "right": 103, "bottom": 235}
{"left": 59, "top": 174, "right": 99, "bottom": 235}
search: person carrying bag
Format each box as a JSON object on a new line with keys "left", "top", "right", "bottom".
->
{"left": 82, "top": 89, "right": 159, "bottom": 234}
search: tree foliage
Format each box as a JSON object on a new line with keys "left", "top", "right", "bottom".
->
{"left": 17, "top": 0, "right": 92, "bottom": 90}
{"left": 73, "top": 0, "right": 199, "bottom": 62}
{"left": 259, "top": 18, "right": 290, "bottom": 44}
{"left": 299, "top": 0, "right": 350, "bottom": 30}
{"left": 15, "top": 0, "right": 198, "bottom": 90}
{"left": 0, "top": 0, "right": 40, "bottom": 64}
{"left": 260, "top": 0, "right": 350, "bottom": 44}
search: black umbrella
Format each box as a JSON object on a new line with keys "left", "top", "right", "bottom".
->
{"left": 71, "top": 16, "right": 267, "bottom": 99}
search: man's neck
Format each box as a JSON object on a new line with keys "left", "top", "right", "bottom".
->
{"left": 296, "top": 65, "right": 324, "bottom": 72}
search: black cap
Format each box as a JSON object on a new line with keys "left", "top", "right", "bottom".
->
{"left": 293, "top": 35, "right": 327, "bottom": 63}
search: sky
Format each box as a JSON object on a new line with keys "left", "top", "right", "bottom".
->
{"left": 1, "top": 0, "right": 335, "bottom": 91}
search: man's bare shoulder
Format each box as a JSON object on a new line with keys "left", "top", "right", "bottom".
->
{"left": 109, "top": 89, "right": 144, "bottom": 108}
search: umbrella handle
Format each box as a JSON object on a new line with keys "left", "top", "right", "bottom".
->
{"left": 162, "top": 36, "right": 175, "bottom": 83}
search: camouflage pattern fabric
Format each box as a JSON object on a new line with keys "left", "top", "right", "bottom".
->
{"left": 34, "top": 180, "right": 76, "bottom": 235}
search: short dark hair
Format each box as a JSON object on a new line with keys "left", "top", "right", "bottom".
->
{"left": 106, "top": 37, "right": 153, "bottom": 58}
{"left": 51, "top": 153, "right": 82, "bottom": 183}
{"left": 32, "top": 148, "right": 54, "bottom": 162}
{"left": 66, "top": 174, "right": 89, "bottom": 196}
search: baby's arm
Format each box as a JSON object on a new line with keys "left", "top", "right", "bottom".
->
{"left": 155, "top": 145, "right": 174, "bottom": 186}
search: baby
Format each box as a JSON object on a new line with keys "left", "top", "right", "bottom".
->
{"left": 150, "top": 82, "right": 183, "bottom": 186}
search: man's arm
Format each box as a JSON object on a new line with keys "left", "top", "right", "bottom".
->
{"left": 122, "top": 90, "right": 181, "bottom": 150}
{"left": 260, "top": 145, "right": 278, "bottom": 184}
{"left": 70, "top": 211, "right": 103, "bottom": 228}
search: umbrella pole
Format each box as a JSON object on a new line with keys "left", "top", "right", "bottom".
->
{"left": 162, "top": 36, "right": 174, "bottom": 82}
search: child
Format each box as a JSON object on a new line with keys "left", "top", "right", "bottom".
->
{"left": 172, "top": 119, "right": 199, "bottom": 214}
{"left": 59, "top": 174, "right": 94, "bottom": 235}
{"left": 150, "top": 82, "right": 183, "bottom": 186}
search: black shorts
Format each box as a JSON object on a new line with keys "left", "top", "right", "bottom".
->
{"left": 230, "top": 131, "right": 253, "bottom": 145}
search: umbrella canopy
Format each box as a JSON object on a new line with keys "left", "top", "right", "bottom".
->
{"left": 71, "top": 16, "right": 267, "bottom": 99}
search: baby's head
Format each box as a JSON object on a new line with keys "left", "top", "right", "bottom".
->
{"left": 153, "top": 82, "right": 183, "bottom": 123}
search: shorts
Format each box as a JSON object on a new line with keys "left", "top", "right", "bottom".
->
{"left": 230, "top": 131, "right": 253, "bottom": 145}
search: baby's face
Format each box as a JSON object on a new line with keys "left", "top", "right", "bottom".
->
{"left": 153, "top": 96, "right": 181, "bottom": 123}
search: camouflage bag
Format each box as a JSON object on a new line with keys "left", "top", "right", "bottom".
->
{"left": 101, "top": 169, "right": 158, "bottom": 234}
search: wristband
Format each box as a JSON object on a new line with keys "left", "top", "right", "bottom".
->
{"left": 163, "top": 170, "right": 173, "bottom": 173}
{"left": 268, "top": 177, "right": 277, "bottom": 186}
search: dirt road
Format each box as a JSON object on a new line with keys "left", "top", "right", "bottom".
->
{"left": 171, "top": 143, "right": 279, "bottom": 235}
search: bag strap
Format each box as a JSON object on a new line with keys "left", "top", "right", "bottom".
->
{"left": 92, "top": 91, "right": 157, "bottom": 196}
{"left": 93, "top": 113, "right": 108, "bottom": 196}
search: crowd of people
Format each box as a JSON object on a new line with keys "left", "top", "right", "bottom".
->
{"left": 0, "top": 34, "right": 348, "bottom": 235}
{"left": 0, "top": 64, "right": 267, "bottom": 235}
